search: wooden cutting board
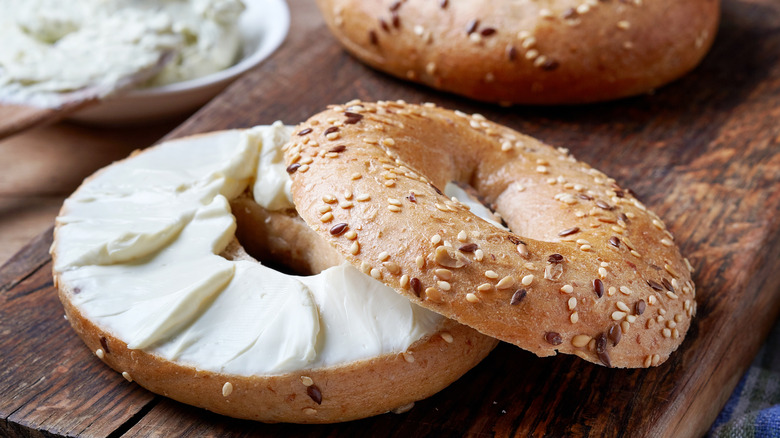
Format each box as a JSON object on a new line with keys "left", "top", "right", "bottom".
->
{"left": 2, "top": 1, "right": 780, "bottom": 436}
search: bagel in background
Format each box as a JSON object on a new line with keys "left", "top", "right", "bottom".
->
{"left": 315, "top": 0, "right": 720, "bottom": 104}
{"left": 51, "top": 127, "right": 497, "bottom": 424}
{"left": 284, "top": 100, "right": 696, "bottom": 368}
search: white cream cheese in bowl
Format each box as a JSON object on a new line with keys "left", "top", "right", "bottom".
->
{"left": 0, "top": 0, "right": 290, "bottom": 123}
{"left": 52, "top": 123, "right": 448, "bottom": 375}
{"left": 0, "top": 0, "right": 244, "bottom": 107}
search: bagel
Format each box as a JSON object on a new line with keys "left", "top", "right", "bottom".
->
{"left": 284, "top": 100, "right": 696, "bottom": 368}
{"left": 51, "top": 125, "right": 497, "bottom": 423}
{"left": 315, "top": 0, "right": 719, "bottom": 104}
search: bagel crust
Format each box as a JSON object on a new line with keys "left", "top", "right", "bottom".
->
{"left": 284, "top": 101, "right": 697, "bottom": 368}
{"left": 58, "top": 285, "right": 495, "bottom": 423}
{"left": 315, "top": 0, "right": 720, "bottom": 104}
{"left": 51, "top": 128, "right": 498, "bottom": 423}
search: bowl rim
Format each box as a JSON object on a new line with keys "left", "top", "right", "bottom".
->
{"left": 127, "top": 0, "right": 290, "bottom": 97}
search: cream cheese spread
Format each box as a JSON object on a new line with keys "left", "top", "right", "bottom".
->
{"left": 53, "top": 123, "right": 444, "bottom": 376}
{"left": 0, "top": 0, "right": 245, "bottom": 107}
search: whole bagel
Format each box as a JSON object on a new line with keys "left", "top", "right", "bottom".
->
{"left": 285, "top": 101, "right": 696, "bottom": 368}
{"left": 315, "top": 0, "right": 720, "bottom": 104}
{"left": 51, "top": 128, "right": 497, "bottom": 423}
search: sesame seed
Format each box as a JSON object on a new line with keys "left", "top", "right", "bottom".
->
{"left": 221, "top": 381, "right": 234, "bottom": 397}
{"left": 666, "top": 291, "right": 679, "bottom": 300}
{"left": 431, "top": 234, "right": 442, "bottom": 245}
{"left": 560, "top": 284, "right": 574, "bottom": 294}
{"left": 415, "top": 255, "right": 425, "bottom": 269}
{"left": 517, "top": 243, "right": 529, "bottom": 257}
{"left": 403, "top": 352, "right": 415, "bottom": 363}
{"left": 644, "top": 356, "right": 652, "bottom": 367}
{"left": 568, "top": 297, "right": 577, "bottom": 310}
{"left": 350, "top": 241, "right": 360, "bottom": 255}
{"left": 485, "top": 270, "right": 499, "bottom": 279}
{"left": 457, "top": 230, "right": 468, "bottom": 242}
{"left": 378, "top": 251, "right": 390, "bottom": 261}
{"left": 95, "top": 349, "right": 105, "bottom": 359}
{"left": 340, "top": 201, "right": 354, "bottom": 209}
{"left": 572, "top": 335, "right": 591, "bottom": 348}
{"left": 521, "top": 274, "right": 535, "bottom": 286}
{"left": 617, "top": 20, "right": 630, "bottom": 29}
{"left": 570, "top": 312, "right": 579, "bottom": 323}
{"left": 300, "top": 376, "right": 314, "bottom": 386}
{"left": 619, "top": 286, "right": 633, "bottom": 295}
{"left": 382, "top": 138, "right": 396, "bottom": 146}
{"left": 351, "top": 173, "right": 362, "bottom": 180}
{"left": 466, "top": 293, "right": 480, "bottom": 303}
{"left": 345, "top": 230, "right": 357, "bottom": 240}
{"left": 465, "top": 18, "right": 480, "bottom": 34}
{"left": 388, "top": 205, "right": 402, "bottom": 212}
{"left": 318, "top": 205, "right": 331, "bottom": 214}
{"left": 435, "top": 268, "right": 453, "bottom": 280}
{"left": 384, "top": 262, "right": 401, "bottom": 275}
{"left": 621, "top": 320, "right": 630, "bottom": 334}
{"left": 478, "top": 283, "right": 493, "bottom": 292}
{"left": 370, "top": 268, "right": 382, "bottom": 279}
{"left": 440, "top": 332, "right": 454, "bottom": 345}
{"left": 616, "top": 301, "right": 630, "bottom": 312}
{"left": 384, "top": 180, "right": 395, "bottom": 187}
{"left": 599, "top": 267, "right": 608, "bottom": 278}
{"left": 400, "top": 275, "right": 410, "bottom": 288}
{"left": 425, "top": 287, "right": 443, "bottom": 303}
{"left": 437, "top": 281, "right": 451, "bottom": 291}
{"left": 122, "top": 372, "right": 133, "bottom": 382}
{"left": 612, "top": 311, "right": 627, "bottom": 321}
{"left": 608, "top": 286, "right": 617, "bottom": 296}
{"left": 497, "top": 276, "right": 515, "bottom": 290}
{"left": 303, "top": 408, "right": 317, "bottom": 416}
{"left": 536, "top": 165, "right": 548, "bottom": 173}
{"left": 580, "top": 244, "right": 592, "bottom": 251}
{"left": 630, "top": 250, "right": 642, "bottom": 258}
{"left": 662, "top": 328, "right": 672, "bottom": 338}
{"left": 320, "top": 212, "right": 334, "bottom": 222}
{"left": 558, "top": 227, "right": 580, "bottom": 237}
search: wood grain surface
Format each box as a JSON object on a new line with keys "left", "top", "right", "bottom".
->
{"left": 2, "top": 0, "right": 780, "bottom": 436}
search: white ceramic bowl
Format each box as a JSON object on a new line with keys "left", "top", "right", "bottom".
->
{"left": 70, "top": 0, "right": 290, "bottom": 125}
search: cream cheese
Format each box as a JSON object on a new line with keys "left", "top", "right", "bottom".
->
{"left": 54, "top": 123, "right": 443, "bottom": 376}
{"left": 0, "top": 0, "right": 244, "bottom": 107}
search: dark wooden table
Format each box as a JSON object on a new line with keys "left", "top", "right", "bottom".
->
{"left": 2, "top": 1, "right": 780, "bottom": 436}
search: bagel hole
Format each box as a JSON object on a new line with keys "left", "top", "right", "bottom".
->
{"left": 447, "top": 182, "right": 508, "bottom": 229}
{"left": 226, "top": 195, "right": 344, "bottom": 276}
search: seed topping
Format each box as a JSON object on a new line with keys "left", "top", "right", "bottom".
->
{"left": 329, "top": 223, "right": 348, "bottom": 236}
{"left": 545, "top": 331, "right": 563, "bottom": 345}
{"left": 510, "top": 289, "right": 527, "bottom": 305}
{"left": 307, "top": 385, "right": 323, "bottom": 404}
